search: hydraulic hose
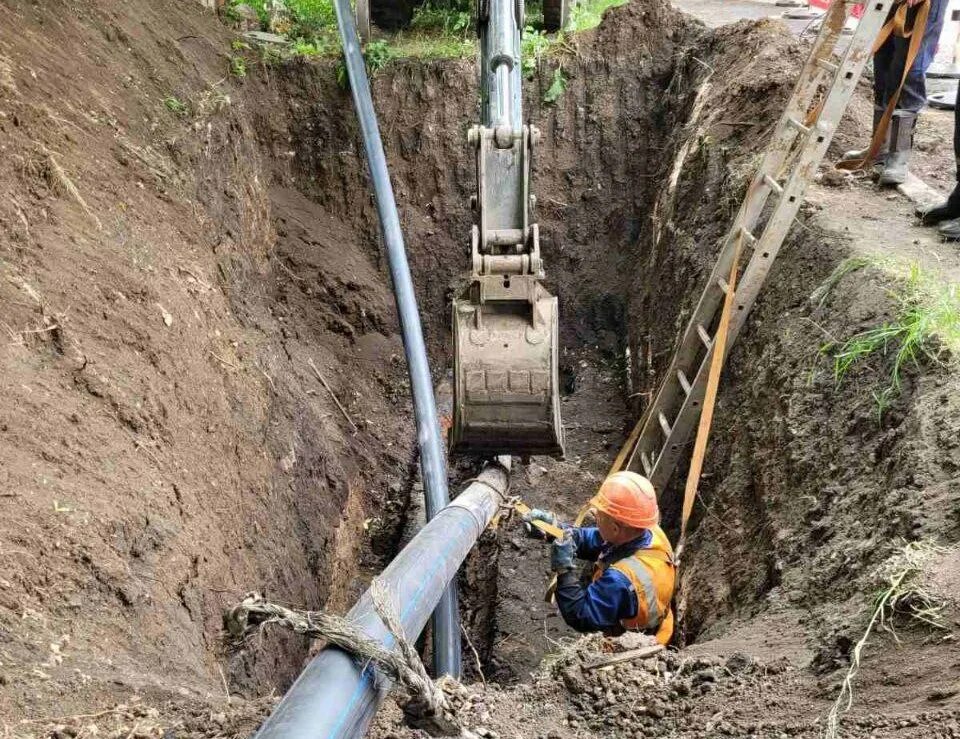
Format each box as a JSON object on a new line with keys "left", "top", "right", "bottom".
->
{"left": 253, "top": 459, "right": 511, "bottom": 739}
{"left": 330, "top": 0, "right": 460, "bottom": 678}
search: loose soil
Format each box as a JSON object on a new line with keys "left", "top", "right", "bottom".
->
{"left": 1, "top": 1, "right": 959, "bottom": 738}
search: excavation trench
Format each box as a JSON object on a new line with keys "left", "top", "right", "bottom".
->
{"left": 5, "top": 0, "right": 960, "bottom": 732}
{"left": 237, "top": 2, "right": 809, "bottom": 686}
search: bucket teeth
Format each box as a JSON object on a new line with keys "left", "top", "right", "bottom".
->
{"left": 450, "top": 289, "right": 564, "bottom": 458}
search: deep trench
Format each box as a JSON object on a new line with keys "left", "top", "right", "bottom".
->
{"left": 253, "top": 13, "right": 701, "bottom": 690}
{"left": 231, "top": 2, "right": 812, "bottom": 693}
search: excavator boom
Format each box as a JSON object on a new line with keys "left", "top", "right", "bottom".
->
{"left": 449, "top": 0, "right": 565, "bottom": 458}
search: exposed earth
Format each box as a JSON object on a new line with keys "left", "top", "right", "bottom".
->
{"left": 1, "top": 1, "right": 959, "bottom": 738}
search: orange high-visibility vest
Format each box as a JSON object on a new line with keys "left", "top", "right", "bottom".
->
{"left": 592, "top": 525, "right": 676, "bottom": 645}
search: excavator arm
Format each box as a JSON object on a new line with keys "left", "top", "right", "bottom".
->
{"left": 449, "top": 0, "right": 565, "bottom": 458}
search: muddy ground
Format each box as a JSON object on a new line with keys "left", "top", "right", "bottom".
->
{"left": 1, "top": 0, "right": 959, "bottom": 737}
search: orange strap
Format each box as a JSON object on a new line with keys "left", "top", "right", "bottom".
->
{"left": 673, "top": 226, "right": 746, "bottom": 562}
{"left": 837, "top": 0, "right": 931, "bottom": 171}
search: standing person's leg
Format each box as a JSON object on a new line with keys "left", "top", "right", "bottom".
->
{"left": 880, "top": 0, "right": 948, "bottom": 183}
{"left": 839, "top": 29, "right": 895, "bottom": 166}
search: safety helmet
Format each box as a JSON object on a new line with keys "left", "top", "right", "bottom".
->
{"left": 589, "top": 471, "right": 659, "bottom": 529}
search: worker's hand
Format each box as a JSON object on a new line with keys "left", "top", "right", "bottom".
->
{"left": 522, "top": 508, "right": 559, "bottom": 540}
{"left": 550, "top": 531, "right": 576, "bottom": 573}
{"left": 906, "top": 0, "right": 925, "bottom": 6}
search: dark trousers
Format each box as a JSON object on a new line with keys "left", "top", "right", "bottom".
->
{"left": 873, "top": 0, "right": 948, "bottom": 113}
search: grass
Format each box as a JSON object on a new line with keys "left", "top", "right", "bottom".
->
{"left": 567, "top": 0, "right": 630, "bottom": 31}
{"left": 224, "top": 0, "right": 631, "bottom": 87}
{"left": 818, "top": 259, "right": 960, "bottom": 419}
{"left": 825, "top": 540, "right": 949, "bottom": 739}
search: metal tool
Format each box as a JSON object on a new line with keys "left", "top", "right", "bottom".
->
{"left": 624, "top": 0, "right": 894, "bottom": 491}
{"left": 450, "top": 0, "right": 565, "bottom": 458}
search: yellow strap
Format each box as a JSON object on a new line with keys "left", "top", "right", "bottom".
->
{"left": 674, "top": 219, "right": 746, "bottom": 561}
{"left": 837, "top": 0, "right": 930, "bottom": 172}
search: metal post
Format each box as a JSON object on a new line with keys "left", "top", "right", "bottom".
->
{"left": 331, "top": 0, "right": 460, "bottom": 678}
{"left": 253, "top": 459, "right": 511, "bottom": 739}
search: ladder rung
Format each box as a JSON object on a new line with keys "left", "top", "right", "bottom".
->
{"left": 816, "top": 58, "right": 839, "bottom": 74}
{"left": 677, "top": 369, "right": 692, "bottom": 395}
{"left": 640, "top": 451, "right": 653, "bottom": 476}
{"left": 740, "top": 226, "right": 757, "bottom": 245}
{"left": 697, "top": 323, "right": 712, "bottom": 348}
{"left": 763, "top": 173, "right": 783, "bottom": 195}
{"left": 658, "top": 411, "right": 672, "bottom": 437}
{"left": 717, "top": 277, "right": 730, "bottom": 295}
{"left": 786, "top": 116, "right": 810, "bottom": 135}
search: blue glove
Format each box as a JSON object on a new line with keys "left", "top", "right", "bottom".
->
{"left": 522, "top": 508, "right": 559, "bottom": 540}
{"left": 551, "top": 531, "right": 576, "bottom": 573}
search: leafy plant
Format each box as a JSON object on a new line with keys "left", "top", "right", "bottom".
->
{"left": 825, "top": 540, "right": 948, "bottom": 739}
{"left": 410, "top": 1, "right": 472, "bottom": 34}
{"left": 543, "top": 65, "right": 567, "bottom": 103}
{"left": 231, "top": 39, "right": 252, "bottom": 51}
{"left": 521, "top": 26, "right": 551, "bottom": 77}
{"left": 364, "top": 39, "right": 393, "bottom": 73}
{"left": 230, "top": 54, "right": 248, "bottom": 77}
{"left": 163, "top": 96, "right": 189, "bottom": 115}
{"left": 225, "top": 0, "right": 270, "bottom": 28}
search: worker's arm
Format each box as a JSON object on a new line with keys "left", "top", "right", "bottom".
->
{"left": 568, "top": 526, "right": 604, "bottom": 560}
{"left": 554, "top": 567, "right": 637, "bottom": 634}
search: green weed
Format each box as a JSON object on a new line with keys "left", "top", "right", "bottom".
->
{"left": 163, "top": 96, "right": 189, "bottom": 115}
{"left": 521, "top": 26, "right": 552, "bottom": 76}
{"left": 229, "top": 55, "right": 248, "bottom": 77}
{"left": 566, "top": 0, "right": 630, "bottom": 32}
{"left": 825, "top": 540, "right": 948, "bottom": 739}
{"left": 822, "top": 262, "right": 960, "bottom": 418}
{"left": 543, "top": 65, "right": 567, "bottom": 103}
{"left": 809, "top": 256, "right": 873, "bottom": 308}
{"left": 410, "top": 1, "right": 473, "bottom": 35}
{"left": 364, "top": 39, "right": 393, "bottom": 72}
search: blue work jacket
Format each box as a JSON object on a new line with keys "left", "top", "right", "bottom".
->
{"left": 554, "top": 526, "right": 653, "bottom": 634}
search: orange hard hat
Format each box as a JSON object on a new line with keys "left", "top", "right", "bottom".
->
{"left": 589, "top": 471, "right": 659, "bottom": 529}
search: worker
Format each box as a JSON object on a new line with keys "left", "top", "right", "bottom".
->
{"left": 522, "top": 471, "right": 676, "bottom": 645}
{"left": 837, "top": 0, "right": 946, "bottom": 184}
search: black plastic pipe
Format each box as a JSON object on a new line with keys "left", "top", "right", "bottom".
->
{"left": 252, "top": 459, "right": 511, "bottom": 739}
{"left": 330, "top": 0, "right": 460, "bottom": 678}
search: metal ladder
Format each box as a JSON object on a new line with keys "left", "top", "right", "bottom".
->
{"left": 626, "top": 0, "right": 894, "bottom": 492}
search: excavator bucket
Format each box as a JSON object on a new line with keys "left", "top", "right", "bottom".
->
{"left": 450, "top": 283, "right": 564, "bottom": 458}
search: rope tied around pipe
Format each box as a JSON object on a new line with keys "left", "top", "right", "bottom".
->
{"left": 225, "top": 583, "right": 470, "bottom": 736}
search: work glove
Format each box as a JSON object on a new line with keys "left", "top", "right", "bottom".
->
{"left": 550, "top": 531, "right": 576, "bottom": 573}
{"left": 521, "top": 508, "right": 559, "bottom": 540}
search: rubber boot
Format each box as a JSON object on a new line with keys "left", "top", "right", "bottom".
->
{"left": 837, "top": 108, "right": 888, "bottom": 174}
{"left": 878, "top": 110, "right": 917, "bottom": 186}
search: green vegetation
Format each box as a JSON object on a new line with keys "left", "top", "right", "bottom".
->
{"left": 543, "top": 65, "right": 567, "bottom": 103}
{"left": 410, "top": 1, "right": 472, "bottom": 34}
{"left": 163, "top": 96, "right": 189, "bottom": 115}
{"left": 230, "top": 54, "right": 248, "bottom": 77}
{"left": 222, "top": 0, "right": 630, "bottom": 79}
{"left": 567, "top": 0, "right": 630, "bottom": 31}
{"left": 818, "top": 259, "right": 960, "bottom": 419}
{"left": 825, "top": 540, "right": 948, "bottom": 739}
